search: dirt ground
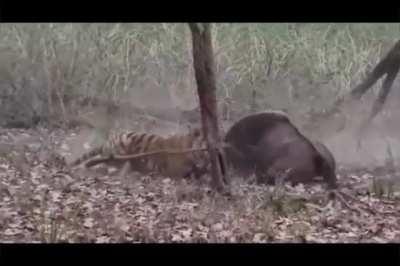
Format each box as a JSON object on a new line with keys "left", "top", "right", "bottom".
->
{"left": 0, "top": 119, "right": 400, "bottom": 243}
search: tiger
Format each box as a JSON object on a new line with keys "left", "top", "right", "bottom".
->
{"left": 69, "top": 127, "right": 210, "bottom": 179}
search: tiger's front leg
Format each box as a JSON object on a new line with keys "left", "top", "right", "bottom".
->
{"left": 118, "top": 160, "right": 132, "bottom": 180}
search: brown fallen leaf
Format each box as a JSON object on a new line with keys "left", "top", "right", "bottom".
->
{"left": 83, "top": 217, "right": 94, "bottom": 228}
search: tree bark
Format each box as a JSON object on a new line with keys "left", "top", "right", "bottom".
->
{"left": 188, "top": 23, "right": 228, "bottom": 193}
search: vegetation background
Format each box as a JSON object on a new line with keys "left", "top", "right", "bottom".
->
{"left": 1, "top": 23, "right": 399, "bottom": 166}
{"left": 1, "top": 23, "right": 400, "bottom": 243}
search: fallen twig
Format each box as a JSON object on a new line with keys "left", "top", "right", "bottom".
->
{"left": 83, "top": 142, "right": 235, "bottom": 168}
{"left": 333, "top": 190, "right": 364, "bottom": 215}
{"left": 333, "top": 189, "right": 377, "bottom": 215}
{"left": 84, "top": 147, "right": 209, "bottom": 168}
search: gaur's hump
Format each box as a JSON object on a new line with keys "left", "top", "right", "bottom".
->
{"left": 225, "top": 109, "right": 293, "bottom": 144}
{"left": 235, "top": 110, "right": 290, "bottom": 123}
{"left": 258, "top": 109, "right": 289, "bottom": 118}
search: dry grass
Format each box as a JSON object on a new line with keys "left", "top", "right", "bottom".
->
{"left": 1, "top": 23, "right": 399, "bottom": 127}
{"left": 2, "top": 23, "right": 400, "bottom": 168}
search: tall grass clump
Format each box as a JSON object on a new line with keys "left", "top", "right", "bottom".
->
{"left": 0, "top": 23, "right": 398, "bottom": 128}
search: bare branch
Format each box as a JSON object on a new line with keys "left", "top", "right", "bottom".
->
{"left": 83, "top": 142, "right": 234, "bottom": 168}
{"left": 306, "top": 40, "right": 400, "bottom": 136}
{"left": 84, "top": 147, "right": 209, "bottom": 168}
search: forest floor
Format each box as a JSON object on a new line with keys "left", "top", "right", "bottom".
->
{"left": 1, "top": 126, "right": 400, "bottom": 243}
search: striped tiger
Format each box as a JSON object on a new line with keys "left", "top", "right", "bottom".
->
{"left": 69, "top": 127, "right": 210, "bottom": 179}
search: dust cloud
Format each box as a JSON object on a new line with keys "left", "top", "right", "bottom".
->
{"left": 315, "top": 97, "right": 400, "bottom": 170}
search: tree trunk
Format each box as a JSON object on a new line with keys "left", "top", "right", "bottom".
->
{"left": 188, "top": 23, "right": 228, "bottom": 193}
